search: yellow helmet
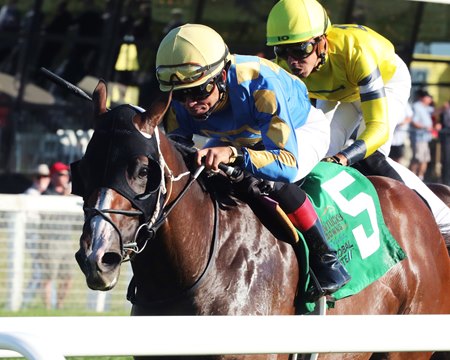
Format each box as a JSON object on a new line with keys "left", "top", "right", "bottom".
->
{"left": 266, "top": 0, "right": 331, "bottom": 46}
{"left": 156, "top": 23, "right": 229, "bottom": 92}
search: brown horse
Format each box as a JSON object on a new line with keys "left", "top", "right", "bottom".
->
{"left": 74, "top": 81, "right": 450, "bottom": 360}
{"left": 427, "top": 182, "right": 450, "bottom": 253}
{"left": 428, "top": 183, "right": 450, "bottom": 209}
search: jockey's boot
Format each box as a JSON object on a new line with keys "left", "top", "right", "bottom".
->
{"left": 287, "top": 197, "right": 351, "bottom": 302}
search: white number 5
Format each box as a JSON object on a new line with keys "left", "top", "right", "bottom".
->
{"left": 321, "top": 171, "right": 380, "bottom": 259}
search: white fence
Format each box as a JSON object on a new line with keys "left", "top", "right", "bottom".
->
{"left": 0, "top": 194, "right": 132, "bottom": 313}
{"left": 0, "top": 315, "right": 449, "bottom": 359}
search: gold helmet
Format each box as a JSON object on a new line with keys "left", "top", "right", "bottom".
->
{"left": 266, "top": 0, "right": 331, "bottom": 46}
{"left": 156, "top": 23, "right": 229, "bottom": 92}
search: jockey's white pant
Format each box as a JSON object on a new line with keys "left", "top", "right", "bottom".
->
{"left": 293, "top": 105, "right": 330, "bottom": 181}
{"left": 316, "top": 54, "right": 450, "bottom": 234}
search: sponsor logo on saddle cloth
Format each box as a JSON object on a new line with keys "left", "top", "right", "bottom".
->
{"left": 266, "top": 162, "right": 406, "bottom": 310}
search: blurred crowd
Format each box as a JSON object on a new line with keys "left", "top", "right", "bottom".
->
{"left": 389, "top": 88, "right": 450, "bottom": 182}
{"left": 21, "top": 161, "right": 73, "bottom": 310}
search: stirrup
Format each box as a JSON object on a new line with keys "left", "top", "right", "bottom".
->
{"left": 305, "top": 269, "right": 326, "bottom": 303}
{"left": 305, "top": 266, "right": 350, "bottom": 303}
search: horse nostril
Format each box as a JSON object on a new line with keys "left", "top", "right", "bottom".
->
{"left": 102, "top": 252, "right": 122, "bottom": 267}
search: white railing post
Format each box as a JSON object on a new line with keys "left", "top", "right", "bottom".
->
{"left": 7, "top": 211, "right": 25, "bottom": 311}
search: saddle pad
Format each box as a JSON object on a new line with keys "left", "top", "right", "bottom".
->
{"left": 301, "top": 162, "right": 406, "bottom": 304}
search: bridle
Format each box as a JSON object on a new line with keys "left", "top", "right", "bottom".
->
{"left": 82, "top": 138, "right": 206, "bottom": 262}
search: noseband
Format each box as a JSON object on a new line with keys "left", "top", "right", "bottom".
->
{"left": 83, "top": 206, "right": 144, "bottom": 257}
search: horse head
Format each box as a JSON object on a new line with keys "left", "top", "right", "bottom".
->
{"left": 73, "top": 80, "right": 172, "bottom": 290}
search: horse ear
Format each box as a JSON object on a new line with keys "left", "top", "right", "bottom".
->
{"left": 148, "top": 90, "right": 172, "bottom": 127}
{"left": 134, "top": 90, "right": 172, "bottom": 132}
{"left": 93, "top": 80, "right": 108, "bottom": 116}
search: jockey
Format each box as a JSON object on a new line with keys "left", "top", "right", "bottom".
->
{"left": 266, "top": 0, "right": 450, "bottom": 238}
{"left": 155, "top": 23, "right": 350, "bottom": 302}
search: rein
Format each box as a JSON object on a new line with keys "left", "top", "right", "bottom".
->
{"left": 125, "top": 147, "right": 223, "bottom": 306}
{"left": 125, "top": 164, "right": 205, "bottom": 260}
{"left": 127, "top": 196, "right": 219, "bottom": 308}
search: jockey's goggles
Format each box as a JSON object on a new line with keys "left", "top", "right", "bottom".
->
{"left": 172, "top": 76, "right": 217, "bottom": 102}
{"left": 156, "top": 50, "right": 228, "bottom": 87}
{"left": 274, "top": 39, "right": 317, "bottom": 60}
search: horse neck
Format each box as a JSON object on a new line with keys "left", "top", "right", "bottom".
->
{"left": 157, "top": 136, "right": 216, "bottom": 285}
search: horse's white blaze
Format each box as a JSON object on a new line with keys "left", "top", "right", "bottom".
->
{"left": 91, "top": 188, "right": 117, "bottom": 255}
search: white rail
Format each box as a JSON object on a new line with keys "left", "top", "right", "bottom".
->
{"left": 0, "top": 332, "right": 65, "bottom": 360}
{"left": 0, "top": 315, "right": 449, "bottom": 359}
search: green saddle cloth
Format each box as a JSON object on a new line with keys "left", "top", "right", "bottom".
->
{"left": 297, "top": 162, "right": 406, "bottom": 313}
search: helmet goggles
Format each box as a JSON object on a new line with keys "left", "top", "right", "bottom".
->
{"left": 172, "top": 76, "right": 218, "bottom": 102}
{"left": 156, "top": 49, "right": 228, "bottom": 87}
{"left": 274, "top": 39, "right": 317, "bottom": 60}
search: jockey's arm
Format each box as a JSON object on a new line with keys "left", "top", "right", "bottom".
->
{"left": 338, "top": 67, "right": 390, "bottom": 166}
{"left": 198, "top": 88, "right": 302, "bottom": 182}
{"left": 237, "top": 83, "right": 305, "bottom": 183}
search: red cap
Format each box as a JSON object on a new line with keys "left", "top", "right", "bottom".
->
{"left": 50, "top": 161, "right": 70, "bottom": 175}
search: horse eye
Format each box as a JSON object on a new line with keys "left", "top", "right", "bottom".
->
{"left": 138, "top": 167, "right": 148, "bottom": 178}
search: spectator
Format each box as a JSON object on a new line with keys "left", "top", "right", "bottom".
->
{"left": 44, "top": 161, "right": 71, "bottom": 195}
{"left": 389, "top": 102, "right": 412, "bottom": 165}
{"left": 439, "top": 100, "right": 450, "bottom": 185}
{"left": 23, "top": 163, "right": 51, "bottom": 195}
{"left": 437, "top": 100, "right": 450, "bottom": 129}
{"left": 40, "top": 161, "right": 73, "bottom": 309}
{"left": 21, "top": 163, "right": 50, "bottom": 309}
{"left": 409, "top": 89, "right": 434, "bottom": 180}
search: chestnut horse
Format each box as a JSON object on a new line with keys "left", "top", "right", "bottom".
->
{"left": 74, "top": 81, "right": 450, "bottom": 360}
{"left": 428, "top": 182, "right": 450, "bottom": 253}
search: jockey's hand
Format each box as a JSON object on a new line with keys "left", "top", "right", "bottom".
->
{"left": 234, "top": 173, "right": 274, "bottom": 198}
{"left": 257, "top": 179, "right": 275, "bottom": 195}
{"left": 197, "top": 146, "right": 235, "bottom": 171}
{"left": 322, "top": 153, "right": 349, "bottom": 166}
